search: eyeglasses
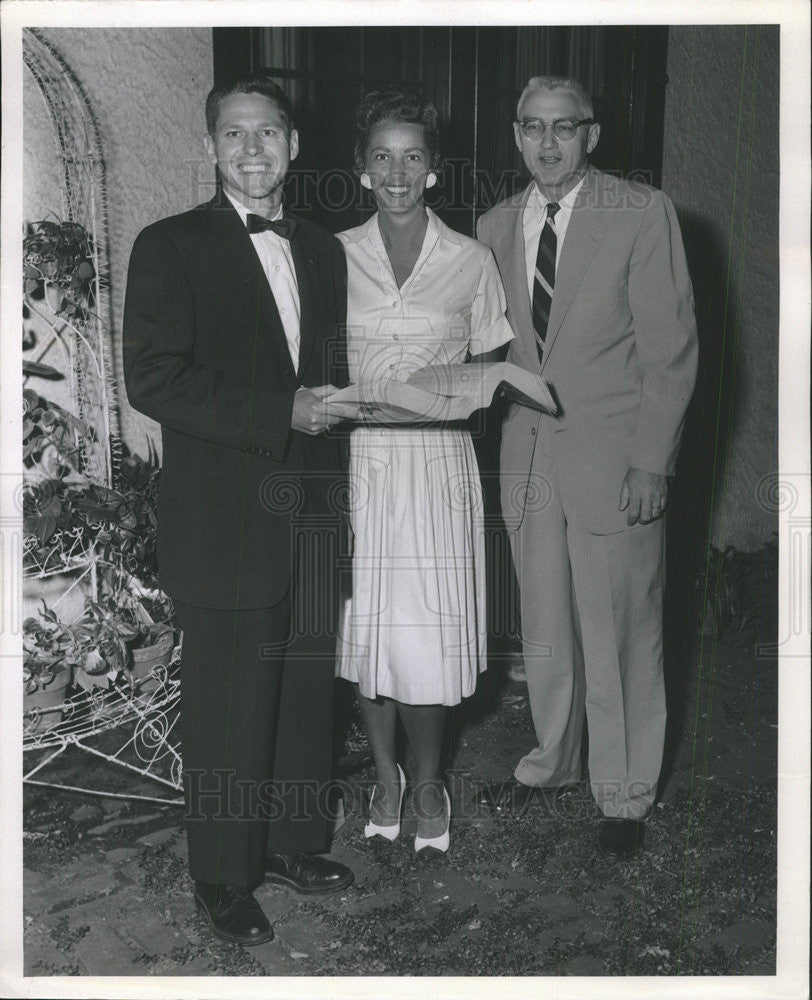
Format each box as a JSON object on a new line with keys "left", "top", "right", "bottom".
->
{"left": 515, "top": 118, "right": 596, "bottom": 141}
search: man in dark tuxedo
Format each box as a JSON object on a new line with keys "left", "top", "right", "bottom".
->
{"left": 123, "top": 72, "right": 354, "bottom": 945}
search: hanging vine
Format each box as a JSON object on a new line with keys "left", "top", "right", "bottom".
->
{"left": 23, "top": 28, "right": 120, "bottom": 487}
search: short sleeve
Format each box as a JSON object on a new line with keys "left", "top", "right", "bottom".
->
{"left": 468, "top": 251, "right": 515, "bottom": 356}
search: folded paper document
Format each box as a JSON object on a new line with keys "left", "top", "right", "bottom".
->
{"left": 325, "top": 362, "right": 556, "bottom": 424}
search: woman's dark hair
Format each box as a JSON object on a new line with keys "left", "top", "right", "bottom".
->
{"left": 353, "top": 87, "right": 441, "bottom": 172}
{"left": 205, "top": 71, "right": 295, "bottom": 135}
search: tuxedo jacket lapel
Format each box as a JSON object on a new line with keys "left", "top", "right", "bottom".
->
{"left": 206, "top": 197, "right": 299, "bottom": 375}
{"left": 289, "top": 224, "right": 321, "bottom": 378}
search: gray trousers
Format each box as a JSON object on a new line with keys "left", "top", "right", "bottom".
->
{"left": 510, "top": 463, "right": 667, "bottom": 820}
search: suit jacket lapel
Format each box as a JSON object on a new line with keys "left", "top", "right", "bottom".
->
{"left": 497, "top": 184, "right": 539, "bottom": 374}
{"left": 542, "top": 168, "right": 607, "bottom": 370}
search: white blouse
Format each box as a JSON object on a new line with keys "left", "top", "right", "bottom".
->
{"left": 337, "top": 207, "right": 514, "bottom": 383}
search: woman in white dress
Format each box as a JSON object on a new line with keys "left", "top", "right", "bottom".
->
{"left": 336, "top": 89, "right": 513, "bottom": 858}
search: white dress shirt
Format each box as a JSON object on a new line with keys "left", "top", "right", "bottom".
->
{"left": 522, "top": 175, "right": 586, "bottom": 302}
{"left": 225, "top": 192, "right": 301, "bottom": 372}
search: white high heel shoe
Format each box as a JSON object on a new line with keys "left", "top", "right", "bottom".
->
{"left": 414, "top": 787, "right": 451, "bottom": 859}
{"left": 364, "top": 763, "right": 406, "bottom": 842}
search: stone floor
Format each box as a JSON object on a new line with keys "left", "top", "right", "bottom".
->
{"left": 18, "top": 626, "right": 780, "bottom": 983}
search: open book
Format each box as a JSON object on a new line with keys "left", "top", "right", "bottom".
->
{"left": 324, "top": 362, "right": 557, "bottom": 424}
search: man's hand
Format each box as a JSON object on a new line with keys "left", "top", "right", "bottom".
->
{"left": 291, "top": 385, "right": 348, "bottom": 435}
{"left": 618, "top": 467, "right": 669, "bottom": 526}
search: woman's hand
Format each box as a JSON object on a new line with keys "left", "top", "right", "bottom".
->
{"left": 291, "top": 385, "right": 350, "bottom": 434}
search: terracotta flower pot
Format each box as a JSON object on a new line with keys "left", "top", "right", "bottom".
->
{"left": 129, "top": 626, "right": 176, "bottom": 694}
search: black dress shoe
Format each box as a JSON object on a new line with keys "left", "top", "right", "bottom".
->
{"left": 598, "top": 819, "right": 645, "bottom": 858}
{"left": 479, "top": 776, "right": 570, "bottom": 815}
{"left": 194, "top": 882, "right": 273, "bottom": 946}
{"left": 265, "top": 853, "right": 354, "bottom": 895}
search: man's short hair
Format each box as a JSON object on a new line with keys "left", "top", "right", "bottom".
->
{"left": 516, "top": 76, "right": 594, "bottom": 120}
{"left": 205, "top": 71, "right": 295, "bottom": 135}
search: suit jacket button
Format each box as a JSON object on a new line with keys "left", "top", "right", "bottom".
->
{"left": 530, "top": 427, "right": 536, "bottom": 436}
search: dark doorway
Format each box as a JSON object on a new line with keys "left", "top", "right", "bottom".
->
{"left": 211, "top": 24, "right": 673, "bottom": 712}
{"left": 212, "top": 25, "right": 669, "bottom": 235}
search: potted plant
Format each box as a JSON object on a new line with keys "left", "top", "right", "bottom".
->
{"left": 127, "top": 620, "right": 177, "bottom": 694}
{"left": 23, "top": 607, "right": 74, "bottom": 734}
{"left": 65, "top": 598, "right": 141, "bottom": 691}
{"left": 24, "top": 591, "right": 178, "bottom": 709}
{"left": 23, "top": 476, "right": 101, "bottom": 576}
{"left": 80, "top": 451, "right": 177, "bottom": 691}
{"left": 23, "top": 387, "right": 95, "bottom": 484}
{"left": 21, "top": 218, "right": 179, "bottom": 731}
{"left": 65, "top": 594, "right": 177, "bottom": 693}
{"left": 76, "top": 452, "right": 177, "bottom": 692}
{"left": 23, "top": 219, "right": 96, "bottom": 321}
{"left": 85, "top": 450, "right": 162, "bottom": 591}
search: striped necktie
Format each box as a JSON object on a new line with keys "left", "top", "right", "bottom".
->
{"left": 532, "top": 202, "right": 560, "bottom": 364}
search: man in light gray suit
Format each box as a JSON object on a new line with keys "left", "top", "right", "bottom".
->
{"left": 477, "top": 76, "right": 697, "bottom": 857}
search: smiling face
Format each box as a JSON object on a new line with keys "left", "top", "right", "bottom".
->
{"left": 514, "top": 86, "right": 600, "bottom": 200}
{"left": 364, "top": 120, "right": 433, "bottom": 216}
{"left": 204, "top": 91, "right": 299, "bottom": 213}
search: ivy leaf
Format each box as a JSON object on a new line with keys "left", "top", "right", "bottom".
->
{"left": 73, "top": 668, "right": 97, "bottom": 692}
{"left": 40, "top": 495, "right": 63, "bottom": 518}
{"left": 35, "top": 515, "right": 57, "bottom": 547}
{"left": 22, "top": 359, "right": 63, "bottom": 380}
{"left": 82, "top": 648, "right": 108, "bottom": 675}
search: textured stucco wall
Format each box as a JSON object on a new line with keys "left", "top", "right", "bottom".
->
{"left": 662, "top": 25, "right": 779, "bottom": 551}
{"left": 24, "top": 28, "right": 214, "bottom": 458}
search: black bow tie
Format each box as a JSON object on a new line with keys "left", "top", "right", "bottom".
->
{"left": 246, "top": 213, "right": 298, "bottom": 240}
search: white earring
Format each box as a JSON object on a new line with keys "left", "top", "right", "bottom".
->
{"left": 360, "top": 173, "right": 372, "bottom": 190}
{"left": 425, "top": 172, "right": 437, "bottom": 189}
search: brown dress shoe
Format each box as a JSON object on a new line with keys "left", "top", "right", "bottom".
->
{"left": 194, "top": 882, "right": 273, "bottom": 946}
{"left": 265, "top": 853, "right": 354, "bottom": 895}
{"left": 598, "top": 819, "right": 645, "bottom": 858}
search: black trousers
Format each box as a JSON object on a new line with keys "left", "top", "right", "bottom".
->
{"left": 172, "top": 594, "right": 338, "bottom": 891}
